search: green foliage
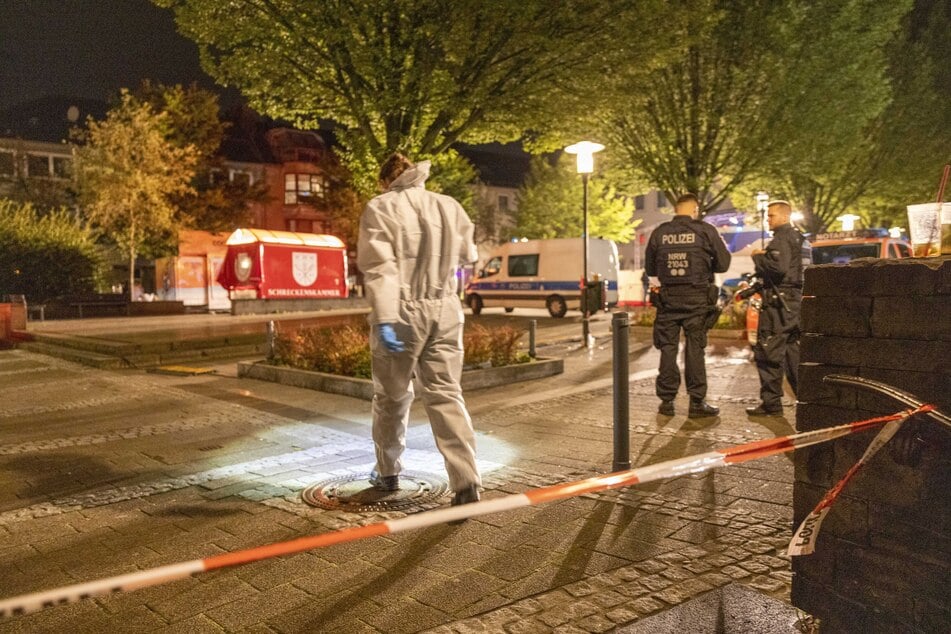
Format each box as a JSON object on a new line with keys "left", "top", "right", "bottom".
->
{"left": 462, "top": 324, "right": 528, "bottom": 368}
{"left": 754, "top": 0, "right": 915, "bottom": 232}
{"left": 515, "top": 155, "right": 636, "bottom": 242}
{"left": 606, "top": 0, "right": 908, "bottom": 222}
{"left": 74, "top": 90, "right": 199, "bottom": 295}
{"left": 425, "top": 150, "right": 479, "bottom": 216}
{"left": 0, "top": 199, "right": 103, "bottom": 302}
{"left": 155, "top": 0, "right": 671, "bottom": 193}
{"left": 272, "top": 322, "right": 528, "bottom": 377}
{"left": 273, "top": 325, "right": 373, "bottom": 379}
{"left": 133, "top": 81, "right": 266, "bottom": 236}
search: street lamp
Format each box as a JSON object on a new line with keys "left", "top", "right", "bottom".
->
{"left": 565, "top": 140, "right": 604, "bottom": 347}
{"left": 837, "top": 214, "right": 861, "bottom": 231}
{"left": 756, "top": 191, "right": 770, "bottom": 247}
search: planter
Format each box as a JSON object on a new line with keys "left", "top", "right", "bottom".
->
{"left": 237, "top": 356, "right": 564, "bottom": 401}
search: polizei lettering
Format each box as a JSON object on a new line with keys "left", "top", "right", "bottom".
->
{"left": 661, "top": 233, "right": 696, "bottom": 245}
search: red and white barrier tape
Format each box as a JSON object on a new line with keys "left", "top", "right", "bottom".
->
{"left": 0, "top": 404, "right": 934, "bottom": 619}
{"left": 787, "top": 411, "right": 911, "bottom": 556}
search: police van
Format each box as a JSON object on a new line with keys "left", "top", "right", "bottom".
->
{"left": 465, "top": 238, "right": 619, "bottom": 318}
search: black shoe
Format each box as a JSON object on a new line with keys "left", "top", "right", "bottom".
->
{"left": 451, "top": 484, "right": 480, "bottom": 506}
{"left": 449, "top": 484, "right": 480, "bottom": 524}
{"left": 745, "top": 405, "right": 783, "bottom": 417}
{"left": 658, "top": 400, "right": 675, "bottom": 416}
{"left": 688, "top": 400, "right": 719, "bottom": 418}
{"left": 369, "top": 471, "right": 399, "bottom": 491}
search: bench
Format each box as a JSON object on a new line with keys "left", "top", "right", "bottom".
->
{"left": 70, "top": 300, "right": 130, "bottom": 319}
{"left": 27, "top": 304, "right": 46, "bottom": 321}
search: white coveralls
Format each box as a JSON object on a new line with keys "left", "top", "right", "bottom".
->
{"left": 356, "top": 161, "right": 482, "bottom": 493}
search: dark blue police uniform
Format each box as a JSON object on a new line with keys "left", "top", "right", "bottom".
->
{"left": 645, "top": 215, "right": 731, "bottom": 414}
{"left": 749, "top": 223, "right": 811, "bottom": 414}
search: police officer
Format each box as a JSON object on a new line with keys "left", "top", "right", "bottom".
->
{"left": 746, "top": 200, "right": 812, "bottom": 416}
{"left": 645, "top": 193, "right": 731, "bottom": 417}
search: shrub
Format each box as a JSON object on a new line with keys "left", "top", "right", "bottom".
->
{"left": 273, "top": 325, "right": 372, "bottom": 379}
{"left": 463, "top": 323, "right": 528, "bottom": 367}
{"left": 271, "top": 322, "right": 528, "bottom": 377}
{"left": 0, "top": 199, "right": 104, "bottom": 302}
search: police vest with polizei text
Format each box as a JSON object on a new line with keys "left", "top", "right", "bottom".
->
{"left": 654, "top": 226, "right": 711, "bottom": 286}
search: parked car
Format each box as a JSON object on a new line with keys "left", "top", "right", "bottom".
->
{"left": 810, "top": 229, "right": 912, "bottom": 265}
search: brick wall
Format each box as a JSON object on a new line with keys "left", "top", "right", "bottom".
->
{"left": 793, "top": 257, "right": 950, "bottom": 633}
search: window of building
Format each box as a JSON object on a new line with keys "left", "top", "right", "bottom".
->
{"left": 284, "top": 173, "right": 326, "bottom": 204}
{"left": 231, "top": 170, "right": 252, "bottom": 187}
{"left": 656, "top": 191, "right": 668, "bottom": 207}
{"left": 0, "top": 151, "right": 14, "bottom": 177}
{"left": 498, "top": 195, "right": 509, "bottom": 211}
{"left": 635, "top": 194, "right": 645, "bottom": 210}
{"left": 507, "top": 254, "right": 539, "bottom": 277}
{"left": 27, "top": 154, "right": 50, "bottom": 178}
{"left": 285, "top": 219, "right": 297, "bottom": 232}
{"left": 52, "top": 156, "right": 72, "bottom": 178}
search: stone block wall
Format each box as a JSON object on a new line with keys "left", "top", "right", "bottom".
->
{"left": 793, "top": 257, "right": 950, "bottom": 633}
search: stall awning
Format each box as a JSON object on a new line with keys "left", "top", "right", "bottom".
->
{"left": 225, "top": 228, "right": 345, "bottom": 248}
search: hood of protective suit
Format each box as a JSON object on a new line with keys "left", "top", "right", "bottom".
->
{"left": 358, "top": 158, "right": 477, "bottom": 324}
{"left": 388, "top": 160, "right": 431, "bottom": 191}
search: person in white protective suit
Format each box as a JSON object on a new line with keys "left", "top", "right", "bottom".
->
{"left": 357, "top": 153, "right": 482, "bottom": 507}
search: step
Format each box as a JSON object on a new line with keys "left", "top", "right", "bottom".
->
{"left": 18, "top": 340, "right": 129, "bottom": 370}
{"left": 27, "top": 332, "right": 136, "bottom": 356}
{"left": 122, "top": 343, "right": 268, "bottom": 368}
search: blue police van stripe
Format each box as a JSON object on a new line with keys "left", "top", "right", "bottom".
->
{"left": 467, "top": 280, "right": 618, "bottom": 292}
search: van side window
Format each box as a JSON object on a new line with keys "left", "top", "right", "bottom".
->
{"left": 895, "top": 243, "right": 911, "bottom": 258}
{"left": 508, "top": 254, "right": 539, "bottom": 277}
{"left": 483, "top": 256, "right": 502, "bottom": 277}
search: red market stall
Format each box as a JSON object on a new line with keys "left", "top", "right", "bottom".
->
{"left": 216, "top": 228, "right": 349, "bottom": 299}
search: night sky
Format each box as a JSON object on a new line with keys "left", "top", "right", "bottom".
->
{"left": 0, "top": 0, "right": 216, "bottom": 111}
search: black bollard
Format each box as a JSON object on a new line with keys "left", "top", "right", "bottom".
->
{"left": 266, "top": 320, "right": 276, "bottom": 361}
{"left": 612, "top": 311, "right": 630, "bottom": 472}
{"left": 529, "top": 319, "right": 537, "bottom": 358}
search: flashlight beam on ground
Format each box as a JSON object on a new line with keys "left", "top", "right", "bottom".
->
{"left": 0, "top": 403, "right": 936, "bottom": 619}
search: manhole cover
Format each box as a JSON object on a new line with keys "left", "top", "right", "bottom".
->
{"left": 301, "top": 471, "right": 451, "bottom": 512}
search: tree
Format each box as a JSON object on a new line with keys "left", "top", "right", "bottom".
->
{"left": 515, "top": 155, "right": 636, "bottom": 243}
{"left": 0, "top": 199, "right": 103, "bottom": 302}
{"left": 604, "top": 0, "right": 907, "bottom": 219}
{"left": 74, "top": 90, "right": 198, "bottom": 297}
{"left": 154, "top": 0, "right": 669, "bottom": 193}
{"left": 135, "top": 81, "right": 266, "bottom": 236}
{"left": 753, "top": 1, "right": 919, "bottom": 232}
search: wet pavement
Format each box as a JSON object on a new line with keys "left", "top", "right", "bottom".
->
{"left": 0, "top": 310, "right": 802, "bottom": 632}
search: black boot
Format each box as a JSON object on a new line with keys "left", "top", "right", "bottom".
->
{"left": 658, "top": 400, "right": 675, "bottom": 416}
{"left": 369, "top": 470, "right": 399, "bottom": 491}
{"left": 745, "top": 404, "right": 783, "bottom": 417}
{"left": 688, "top": 400, "right": 719, "bottom": 418}
{"left": 449, "top": 484, "right": 480, "bottom": 524}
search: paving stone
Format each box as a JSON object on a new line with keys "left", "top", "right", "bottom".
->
{"left": 589, "top": 589, "right": 626, "bottom": 609}
{"left": 638, "top": 575, "right": 672, "bottom": 591}
{"left": 652, "top": 578, "right": 714, "bottom": 606}
{"left": 503, "top": 618, "right": 550, "bottom": 634}
{"left": 573, "top": 614, "right": 616, "bottom": 633}
{"left": 745, "top": 575, "right": 786, "bottom": 593}
{"left": 629, "top": 596, "right": 665, "bottom": 616}
{"left": 659, "top": 567, "right": 692, "bottom": 581}
{"left": 631, "top": 559, "right": 666, "bottom": 574}
{"left": 721, "top": 565, "right": 752, "bottom": 579}
{"left": 604, "top": 605, "right": 639, "bottom": 624}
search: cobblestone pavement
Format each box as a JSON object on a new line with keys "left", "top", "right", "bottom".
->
{"left": 0, "top": 328, "right": 805, "bottom": 633}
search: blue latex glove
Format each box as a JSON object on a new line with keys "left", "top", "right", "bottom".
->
{"left": 378, "top": 323, "right": 405, "bottom": 353}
